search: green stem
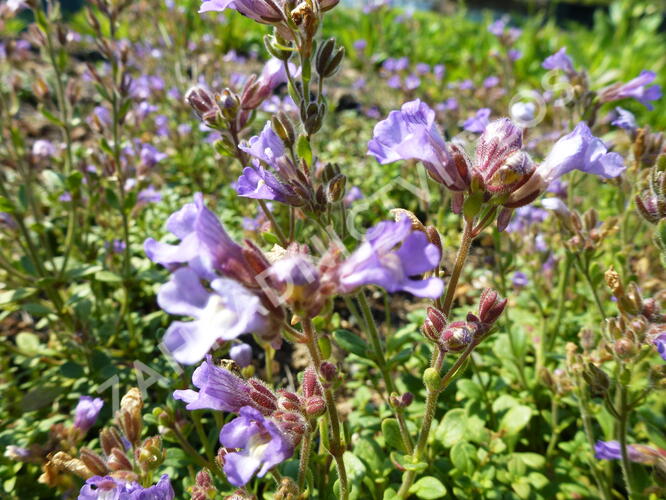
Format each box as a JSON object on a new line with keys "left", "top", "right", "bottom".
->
{"left": 357, "top": 292, "right": 414, "bottom": 453}
{"left": 297, "top": 426, "right": 313, "bottom": 491}
{"left": 302, "top": 318, "right": 348, "bottom": 500}
{"left": 258, "top": 199, "right": 287, "bottom": 246}
{"left": 545, "top": 396, "right": 560, "bottom": 458}
{"left": 440, "top": 219, "right": 473, "bottom": 316}
{"left": 192, "top": 411, "right": 215, "bottom": 464}
{"left": 617, "top": 381, "right": 636, "bottom": 499}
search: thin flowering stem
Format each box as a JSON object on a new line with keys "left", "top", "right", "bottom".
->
{"left": 302, "top": 318, "right": 349, "bottom": 500}
{"left": 617, "top": 376, "right": 636, "bottom": 499}
{"left": 297, "top": 426, "right": 314, "bottom": 491}
{"left": 258, "top": 199, "right": 288, "bottom": 246}
{"left": 440, "top": 219, "right": 473, "bottom": 315}
{"left": 357, "top": 292, "right": 414, "bottom": 453}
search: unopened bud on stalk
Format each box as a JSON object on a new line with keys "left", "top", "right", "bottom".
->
{"left": 305, "top": 395, "right": 326, "bottom": 416}
{"left": 302, "top": 366, "right": 322, "bottom": 398}
{"left": 100, "top": 427, "right": 125, "bottom": 456}
{"left": 117, "top": 388, "right": 143, "bottom": 446}
{"left": 272, "top": 112, "right": 295, "bottom": 147}
{"left": 441, "top": 321, "right": 474, "bottom": 352}
{"left": 390, "top": 392, "right": 414, "bottom": 408}
{"left": 107, "top": 447, "right": 133, "bottom": 471}
{"left": 79, "top": 448, "right": 109, "bottom": 476}
{"left": 326, "top": 173, "right": 346, "bottom": 202}
{"left": 316, "top": 37, "right": 344, "bottom": 78}
{"left": 185, "top": 86, "right": 219, "bottom": 125}
{"left": 478, "top": 288, "right": 507, "bottom": 325}
{"left": 614, "top": 338, "right": 637, "bottom": 360}
{"left": 422, "top": 307, "right": 447, "bottom": 342}
{"left": 277, "top": 390, "right": 302, "bottom": 412}
{"left": 263, "top": 34, "right": 291, "bottom": 61}
{"left": 248, "top": 379, "right": 278, "bottom": 414}
{"left": 274, "top": 477, "right": 300, "bottom": 500}
{"left": 582, "top": 363, "right": 610, "bottom": 397}
{"left": 320, "top": 361, "right": 337, "bottom": 382}
{"left": 218, "top": 89, "right": 240, "bottom": 121}
{"left": 136, "top": 436, "right": 165, "bottom": 472}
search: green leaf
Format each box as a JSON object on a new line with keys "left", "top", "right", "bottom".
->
{"left": 16, "top": 332, "right": 42, "bottom": 356}
{"left": 333, "top": 329, "right": 370, "bottom": 359}
{"left": 514, "top": 452, "right": 545, "bottom": 469}
{"left": 500, "top": 405, "right": 532, "bottom": 435}
{"left": 435, "top": 408, "right": 466, "bottom": 447}
{"left": 409, "top": 477, "right": 447, "bottom": 499}
{"left": 390, "top": 452, "right": 428, "bottom": 473}
{"left": 60, "top": 361, "right": 85, "bottom": 379}
{"left": 382, "top": 418, "right": 406, "bottom": 453}
{"left": 450, "top": 442, "right": 476, "bottom": 474}
{"left": 297, "top": 134, "right": 312, "bottom": 166}
{"left": 95, "top": 270, "right": 122, "bottom": 283}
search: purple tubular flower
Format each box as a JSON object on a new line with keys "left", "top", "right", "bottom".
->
{"left": 240, "top": 122, "right": 286, "bottom": 168}
{"left": 78, "top": 474, "right": 174, "bottom": 500}
{"left": 463, "top": 108, "right": 491, "bottom": 134}
{"left": 159, "top": 267, "right": 267, "bottom": 364}
{"left": 483, "top": 76, "right": 500, "bottom": 88}
{"left": 173, "top": 355, "right": 254, "bottom": 411}
{"left": 144, "top": 193, "right": 243, "bottom": 277}
{"left": 488, "top": 19, "right": 506, "bottom": 37}
{"left": 235, "top": 165, "right": 299, "bottom": 204}
{"left": 542, "top": 47, "right": 575, "bottom": 74}
{"left": 230, "top": 343, "right": 253, "bottom": 367}
{"left": 611, "top": 107, "right": 637, "bottom": 131}
{"left": 199, "top": 0, "right": 283, "bottom": 24}
{"left": 508, "top": 49, "right": 522, "bottom": 61}
{"left": 219, "top": 406, "right": 294, "bottom": 487}
{"left": 73, "top": 396, "right": 104, "bottom": 432}
{"left": 594, "top": 440, "right": 666, "bottom": 465}
{"left": 600, "top": 70, "right": 662, "bottom": 110}
{"left": 367, "top": 99, "right": 469, "bottom": 190}
{"left": 654, "top": 333, "right": 666, "bottom": 361}
{"left": 405, "top": 74, "right": 421, "bottom": 90}
{"left": 512, "top": 271, "right": 529, "bottom": 287}
{"left": 137, "top": 185, "right": 162, "bottom": 204}
{"left": 506, "top": 123, "right": 625, "bottom": 207}
{"left": 338, "top": 218, "right": 443, "bottom": 299}
{"left": 386, "top": 75, "right": 401, "bottom": 89}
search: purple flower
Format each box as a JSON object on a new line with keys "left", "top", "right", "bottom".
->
{"left": 89, "top": 106, "right": 112, "bottom": 129}
{"left": 32, "top": 140, "right": 56, "bottom": 158}
{"left": 463, "top": 108, "right": 491, "bottom": 134}
{"left": 173, "top": 355, "right": 254, "bottom": 411}
{"left": 488, "top": 19, "right": 506, "bottom": 37}
{"left": 459, "top": 79, "right": 474, "bottom": 91}
{"left": 105, "top": 239, "right": 127, "bottom": 254}
{"left": 137, "top": 185, "right": 162, "bottom": 204}
{"left": 139, "top": 143, "right": 167, "bottom": 168}
{"left": 405, "top": 74, "right": 421, "bottom": 90}
{"left": 508, "top": 49, "right": 522, "bottom": 61}
{"left": 338, "top": 218, "right": 443, "bottom": 299}
{"left": 240, "top": 122, "right": 286, "bottom": 168}
{"left": 219, "top": 406, "right": 294, "bottom": 487}
{"left": 78, "top": 474, "right": 174, "bottom": 499}
{"left": 611, "top": 107, "right": 637, "bottom": 131}
{"left": 483, "top": 76, "right": 500, "bottom": 88}
{"left": 386, "top": 75, "right": 401, "bottom": 89}
{"left": 433, "top": 64, "right": 445, "bottom": 80}
{"left": 507, "top": 123, "right": 625, "bottom": 207}
{"left": 158, "top": 267, "right": 268, "bottom": 364}
{"left": 73, "top": 396, "right": 103, "bottom": 432}
{"left": 415, "top": 63, "right": 430, "bottom": 75}
{"left": 512, "top": 271, "right": 529, "bottom": 287}
{"left": 505, "top": 206, "right": 548, "bottom": 233}
{"left": 230, "top": 343, "right": 253, "bottom": 367}
{"left": 343, "top": 186, "right": 363, "bottom": 207}
{"left": 144, "top": 193, "right": 244, "bottom": 276}
{"left": 353, "top": 39, "right": 367, "bottom": 53}
{"left": 236, "top": 165, "right": 299, "bottom": 204}
{"left": 600, "top": 70, "right": 662, "bottom": 110}
{"left": 542, "top": 47, "right": 575, "bottom": 74}
{"left": 595, "top": 440, "right": 666, "bottom": 465}
{"left": 367, "top": 99, "right": 469, "bottom": 190}
{"left": 59, "top": 192, "right": 73, "bottom": 202}
{"left": 654, "top": 333, "right": 666, "bottom": 361}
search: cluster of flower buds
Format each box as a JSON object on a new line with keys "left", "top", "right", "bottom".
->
{"left": 191, "top": 469, "right": 219, "bottom": 500}
{"left": 632, "top": 128, "right": 664, "bottom": 168}
{"left": 422, "top": 288, "right": 506, "bottom": 352}
{"left": 548, "top": 205, "right": 617, "bottom": 254}
{"left": 278, "top": 367, "right": 327, "bottom": 418}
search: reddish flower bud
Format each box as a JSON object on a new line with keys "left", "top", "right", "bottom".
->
{"left": 302, "top": 366, "right": 321, "bottom": 398}
{"left": 478, "top": 288, "right": 507, "bottom": 325}
{"left": 441, "top": 321, "right": 473, "bottom": 352}
{"left": 107, "top": 447, "right": 133, "bottom": 472}
{"left": 305, "top": 396, "right": 326, "bottom": 417}
{"left": 422, "top": 307, "right": 447, "bottom": 342}
{"left": 277, "top": 390, "right": 303, "bottom": 412}
{"left": 248, "top": 379, "right": 278, "bottom": 414}
{"left": 320, "top": 362, "right": 337, "bottom": 382}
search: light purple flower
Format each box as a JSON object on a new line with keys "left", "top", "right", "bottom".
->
{"left": 459, "top": 79, "right": 474, "bottom": 91}
{"left": 405, "top": 74, "right": 421, "bottom": 90}
{"left": 338, "top": 218, "right": 443, "bottom": 299}
{"left": 595, "top": 440, "right": 666, "bottom": 465}
{"left": 654, "top": 333, "right": 666, "bottom": 361}
{"left": 415, "top": 63, "right": 430, "bottom": 75}
{"left": 139, "top": 143, "right": 167, "bottom": 168}
{"left": 387, "top": 75, "right": 401, "bottom": 89}
{"left": 507, "top": 123, "right": 625, "bottom": 207}
{"left": 611, "top": 107, "right": 637, "bottom": 131}
{"left": 144, "top": 193, "right": 244, "bottom": 276}
{"left": 512, "top": 271, "right": 529, "bottom": 287}
{"left": 32, "top": 139, "right": 56, "bottom": 158}
{"left": 159, "top": 267, "right": 268, "bottom": 364}
{"left": 78, "top": 474, "right": 174, "bottom": 500}
{"left": 73, "top": 396, "right": 104, "bottom": 432}
{"left": 505, "top": 206, "right": 548, "bottom": 233}
{"left": 230, "top": 343, "right": 253, "bottom": 367}
{"left": 508, "top": 49, "right": 522, "bottom": 61}
{"left": 138, "top": 185, "right": 162, "bottom": 204}
{"left": 353, "top": 39, "right": 367, "bottom": 52}
{"left": 343, "top": 186, "right": 363, "bottom": 207}
{"left": 542, "top": 47, "right": 575, "bottom": 74}
{"left": 483, "top": 76, "right": 500, "bottom": 88}
{"left": 463, "top": 108, "right": 491, "bottom": 134}
{"left": 105, "top": 239, "right": 127, "bottom": 254}
{"left": 367, "top": 99, "right": 469, "bottom": 190}
{"left": 59, "top": 192, "right": 73, "bottom": 202}
{"left": 433, "top": 64, "right": 445, "bottom": 80}
{"left": 488, "top": 19, "right": 506, "bottom": 37}
{"left": 240, "top": 122, "right": 286, "bottom": 168}
{"left": 219, "top": 406, "right": 294, "bottom": 487}
{"left": 236, "top": 165, "right": 298, "bottom": 204}
{"left": 173, "top": 355, "right": 254, "bottom": 411}
{"left": 600, "top": 70, "right": 662, "bottom": 110}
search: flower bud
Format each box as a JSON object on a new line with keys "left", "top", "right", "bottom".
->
{"left": 305, "top": 395, "right": 326, "bottom": 417}
{"left": 582, "top": 363, "right": 610, "bottom": 398}
{"left": 277, "top": 390, "right": 303, "bottom": 412}
{"left": 263, "top": 34, "right": 291, "bottom": 61}
{"left": 478, "top": 288, "right": 507, "bottom": 325}
{"left": 100, "top": 427, "right": 125, "bottom": 456}
{"left": 79, "top": 448, "right": 109, "bottom": 476}
{"left": 614, "top": 338, "right": 637, "bottom": 360}
{"left": 272, "top": 112, "right": 296, "bottom": 148}
{"left": 107, "top": 447, "right": 133, "bottom": 472}
{"left": 218, "top": 89, "right": 240, "bottom": 121}
{"left": 316, "top": 38, "right": 345, "bottom": 79}
{"left": 326, "top": 173, "right": 347, "bottom": 203}
{"left": 422, "top": 307, "right": 447, "bottom": 342}
{"left": 320, "top": 361, "right": 337, "bottom": 383}
{"left": 302, "top": 366, "right": 322, "bottom": 398}
{"left": 423, "top": 367, "right": 440, "bottom": 392}
{"left": 275, "top": 477, "right": 300, "bottom": 500}
{"left": 117, "top": 388, "right": 143, "bottom": 446}
{"left": 485, "top": 150, "right": 535, "bottom": 194}
{"left": 248, "top": 379, "right": 278, "bottom": 414}
{"left": 136, "top": 436, "right": 165, "bottom": 472}
{"left": 441, "top": 321, "right": 473, "bottom": 352}
{"left": 185, "top": 86, "right": 218, "bottom": 124}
